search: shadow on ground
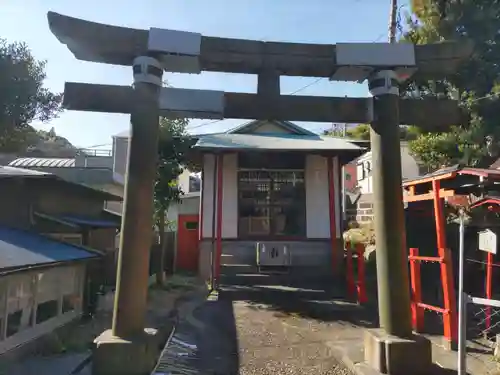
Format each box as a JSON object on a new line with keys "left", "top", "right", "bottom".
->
{"left": 219, "top": 267, "right": 379, "bottom": 329}
{"left": 193, "top": 296, "right": 240, "bottom": 374}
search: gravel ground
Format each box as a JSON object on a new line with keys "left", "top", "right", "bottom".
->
{"left": 192, "top": 276, "right": 369, "bottom": 375}
{"left": 234, "top": 300, "right": 353, "bottom": 375}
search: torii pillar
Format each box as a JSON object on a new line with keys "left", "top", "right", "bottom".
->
{"left": 94, "top": 58, "right": 164, "bottom": 374}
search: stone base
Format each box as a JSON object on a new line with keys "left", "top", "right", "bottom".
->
{"left": 364, "top": 329, "right": 432, "bottom": 374}
{"left": 92, "top": 328, "right": 161, "bottom": 375}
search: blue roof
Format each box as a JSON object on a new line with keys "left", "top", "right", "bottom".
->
{"left": 0, "top": 227, "right": 98, "bottom": 271}
{"left": 60, "top": 215, "right": 120, "bottom": 228}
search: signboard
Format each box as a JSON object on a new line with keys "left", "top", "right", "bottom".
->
{"left": 479, "top": 229, "right": 497, "bottom": 254}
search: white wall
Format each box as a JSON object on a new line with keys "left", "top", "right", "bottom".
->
{"left": 356, "top": 144, "right": 420, "bottom": 195}
{"left": 201, "top": 153, "right": 341, "bottom": 240}
{"left": 221, "top": 154, "right": 238, "bottom": 238}
{"left": 305, "top": 155, "right": 330, "bottom": 238}
{"left": 201, "top": 154, "right": 215, "bottom": 239}
{"left": 201, "top": 153, "right": 238, "bottom": 239}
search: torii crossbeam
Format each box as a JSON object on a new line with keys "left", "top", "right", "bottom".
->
{"left": 47, "top": 11, "right": 472, "bottom": 375}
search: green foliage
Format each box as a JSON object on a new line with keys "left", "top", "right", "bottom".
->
{"left": 324, "top": 123, "right": 421, "bottom": 141}
{"left": 0, "top": 39, "right": 62, "bottom": 152}
{"left": 403, "top": 1, "right": 500, "bottom": 169}
{"left": 154, "top": 117, "right": 195, "bottom": 226}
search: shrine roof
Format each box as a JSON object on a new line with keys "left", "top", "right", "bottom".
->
{"left": 192, "top": 133, "right": 365, "bottom": 154}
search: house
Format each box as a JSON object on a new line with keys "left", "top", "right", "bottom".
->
{"left": 355, "top": 141, "right": 420, "bottom": 195}
{"left": 0, "top": 167, "right": 121, "bottom": 250}
{"left": 165, "top": 169, "right": 201, "bottom": 232}
{"left": 7, "top": 150, "right": 124, "bottom": 214}
{"left": 111, "top": 130, "right": 201, "bottom": 221}
{"left": 345, "top": 142, "right": 421, "bottom": 224}
{"left": 185, "top": 120, "right": 365, "bottom": 278}
{"left": 0, "top": 166, "right": 122, "bottom": 358}
{"left": 0, "top": 227, "right": 97, "bottom": 358}
{"left": 112, "top": 129, "right": 202, "bottom": 271}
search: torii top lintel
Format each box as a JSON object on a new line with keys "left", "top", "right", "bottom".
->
{"left": 47, "top": 11, "right": 472, "bottom": 80}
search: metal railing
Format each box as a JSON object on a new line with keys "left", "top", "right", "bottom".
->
{"left": 461, "top": 295, "right": 500, "bottom": 375}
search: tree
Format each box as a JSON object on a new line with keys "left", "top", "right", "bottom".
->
{"left": 403, "top": 1, "right": 500, "bottom": 170}
{"left": 0, "top": 39, "right": 62, "bottom": 152}
{"left": 323, "top": 123, "right": 421, "bottom": 141}
{"left": 154, "top": 116, "right": 196, "bottom": 283}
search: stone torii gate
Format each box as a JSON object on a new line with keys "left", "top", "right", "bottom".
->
{"left": 47, "top": 12, "right": 471, "bottom": 375}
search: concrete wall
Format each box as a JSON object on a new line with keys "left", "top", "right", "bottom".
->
{"left": 200, "top": 153, "right": 341, "bottom": 240}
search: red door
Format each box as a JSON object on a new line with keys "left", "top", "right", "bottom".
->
{"left": 176, "top": 214, "right": 200, "bottom": 271}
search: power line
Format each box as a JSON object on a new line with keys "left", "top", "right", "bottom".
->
{"left": 188, "top": 77, "right": 327, "bottom": 132}
{"left": 187, "top": 30, "right": 389, "bottom": 133}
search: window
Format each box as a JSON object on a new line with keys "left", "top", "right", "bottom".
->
{"left": 6, "top": 275, "right": 34, "bottom": 337}
{"left": 189, "top": 175, "right": 201, "bottom": 192}
{"left": 238, "top": 169, "right": 306, "bottom": 237}
{"left": 356, "top": 161, "right": 372, "bottom": 181}
{"left": 59, "top": 267, "right": 82, "bottom": 313}
{"left": 36, "top": 271, "right": 60, "bottom": 324}
{"left": 185, "top": 221, "right": 198, "bottom": 231}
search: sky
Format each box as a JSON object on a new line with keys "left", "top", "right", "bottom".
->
{"left": 1, "top": 0, "right": 410, "bottom": 150}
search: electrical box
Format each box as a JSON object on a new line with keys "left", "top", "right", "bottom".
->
{"left": 331, "top": 43, "right": 417, "bottom": 83}
{"left": 148, "top": 28, "right": 202, "bottom": 73}
{"left": 256, "top": 242, "right": 291, "bottom": 273}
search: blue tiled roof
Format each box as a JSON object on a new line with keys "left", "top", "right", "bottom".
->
{"left": 60, "top": 215, "right": 121, "bottom": 228}
{"left": 0, "top": 227, "right": 98, "bottom": 271}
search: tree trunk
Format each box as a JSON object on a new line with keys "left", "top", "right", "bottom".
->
{"left": 155, "top": 209, "right": 167, "bottom": 285}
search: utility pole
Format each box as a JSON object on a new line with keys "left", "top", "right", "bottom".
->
{"left": 389, "top": 0, "right": 398, "bottom": 43}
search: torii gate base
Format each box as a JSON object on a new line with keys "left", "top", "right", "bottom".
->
{"left": 93, "top": 329, "right": 160, "bottom": 375}
{"left": 364, "top": 329, "right": 432, "bottom": 375}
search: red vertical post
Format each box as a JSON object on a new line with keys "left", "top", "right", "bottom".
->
{"left": 432, "top": 179, "right": 457, "bottom": 345}
{"left": 486, "top": 252, "right": 493, "bottom": 330}
{"left": 409, "top": 248, "right": 424, "bottom": 332}
{"left": 356, "top": 244, "right": 367, "bottom": 304}
{"left": 214, "top": 154, "right": 224, "bottom": 282}
{"left": 199, "top": 169, "right": 204, "bottom": 241}
{"left": 346, "top": 242, "right": 355, "bottom": 298}
{"left": 327, "top": 157, "right": 337, "bottom": 272}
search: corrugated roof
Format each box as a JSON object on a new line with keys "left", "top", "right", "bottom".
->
{"left": 193, "top": 133, "right": 365, "bottom": 152}
{"left": 9, "top": 157, "right": 76, "bottom": 168}
{"left": 0, "top": 226, "right": 97, "bottom": 271}
{"left": 0, "top": 166, "right": 53, "bottom": 178}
